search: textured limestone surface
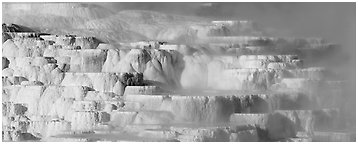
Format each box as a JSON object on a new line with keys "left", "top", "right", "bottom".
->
{"left": 1, "top": 4, "right": 353, "bottom": 141}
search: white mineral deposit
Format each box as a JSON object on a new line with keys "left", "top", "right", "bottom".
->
{"left": 1, "top": 2, "right": 356, "bottom": 142}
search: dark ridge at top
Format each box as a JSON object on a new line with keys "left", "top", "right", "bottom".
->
{"left": 2, "top": 23, "right": 36, "bottom": 33}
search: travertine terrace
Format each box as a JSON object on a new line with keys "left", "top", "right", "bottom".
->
{"left": 2, "top": 3, "right": 355, "bottom": 142}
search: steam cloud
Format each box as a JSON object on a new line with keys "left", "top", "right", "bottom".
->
{"left": 96, "top": 2, "right": 356, "bottom": 129}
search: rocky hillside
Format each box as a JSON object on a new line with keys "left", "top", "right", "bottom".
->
{"left": 3, "top": 3, "right": 267, "bottom": 44}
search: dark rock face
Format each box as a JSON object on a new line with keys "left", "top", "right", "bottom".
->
{"left": 120, "top": 72, "right": 144, "bottom": 86}
{"left": 2, "top": 23, "right": 35, "bottom": 33}
{"left": 3, "top": 33, "right": 12, "bottom": 43}
{"left": 2, "top": 57, "right": 10, "bottom": 69}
